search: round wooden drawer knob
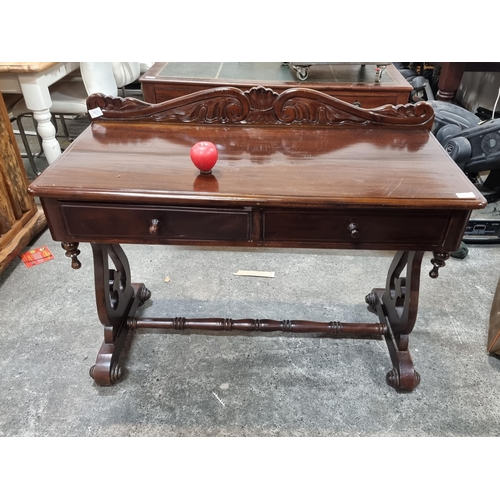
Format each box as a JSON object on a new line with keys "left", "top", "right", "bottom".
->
{"left": 149, "top": 219, "right": 160, "bottom": 235}
{"left": 348, "top": 223, "right": 360, "bottom": 238}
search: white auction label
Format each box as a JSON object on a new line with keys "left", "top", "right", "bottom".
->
{"left": 88, "top": 107, "right": 103, "bottom": 118}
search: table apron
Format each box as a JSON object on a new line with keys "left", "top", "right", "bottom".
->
{"left": 41, "top": 199, "right": 471, "bottom": 252}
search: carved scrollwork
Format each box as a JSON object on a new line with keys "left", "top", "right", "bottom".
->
{"left": 382, "top": 251, "right": 424, "bottom": 337}
{"left": 367, "top": 251, "right": 425, "bottom": 392}
{"left": 274, "top": 88, "right": 434, "bottom": 127}
{"left": 87, "top": 87, "right": 250, "bottom": 124}
{"left": 91, "top": 244, "right": 135, "bottom": 332}
{"left": 89, "top": 244, "right": 151, "bottom": 386}
{"left": 245, "top": 86, "right": 280, "bottom": 123}
{"left": 87, "top": 86, "right": 434, "bottom": 129}
{"left": 178, "top": 96, "right": 248, "bottom": 124}
{"left": 274, "top": 88, "right": 371, "bottom": 126}
{"left": 87, "top": 94, "right": 152, "bottom": 114}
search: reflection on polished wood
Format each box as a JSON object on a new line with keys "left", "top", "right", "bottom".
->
{"left": 29, "top": 86, "right": 486, "bottom": 392}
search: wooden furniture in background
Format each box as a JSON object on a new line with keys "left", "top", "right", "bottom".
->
{"left": 0, "top": 62, "right": 80, "bottom": 164}
{"left": 0, "top": 92, "right": 46, "bottom": 273}
{"left": 488, "top": 277, "right": 500, "bottom": 354}
{"left": 141, "top": 62, "right": 412, "bottom": 107}
{"left": 437, "top": 62, "right": 500, "bottom": 102}
{"left": 29, "top": 86, "right": 486, "bottom": 392}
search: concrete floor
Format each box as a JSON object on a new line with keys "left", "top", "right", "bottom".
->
{"left": 2, "top": 227, "right": 500, "bottom": 437}
{"left": 1, "top": 107, "right": 500, "bottom": 437}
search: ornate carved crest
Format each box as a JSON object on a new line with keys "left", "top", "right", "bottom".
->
{"left": 87, "top": 86, "right": 434, "bottom": 129}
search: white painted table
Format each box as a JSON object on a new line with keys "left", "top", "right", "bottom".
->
{"left": 0, "top": 62, "right": 80, "bottom": 164}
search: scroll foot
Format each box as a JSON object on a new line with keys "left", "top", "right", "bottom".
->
{"left": 139, "top": 286, "right": 151, "bottom": 306}
{"left": 386, "top": 361, "right": 421, "bottom": 393}
{"left": 365, "top": 290, "right": 381, "bottom": 314}
{"left": 90, "top": 361, "right": 123, "bottom": 385}
{"left": 89, "top": 283, "right": 146, "bottom": 386}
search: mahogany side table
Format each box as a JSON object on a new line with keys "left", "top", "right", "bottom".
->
{"left": 29, "top": 86, "right": 486, "bottom": 392}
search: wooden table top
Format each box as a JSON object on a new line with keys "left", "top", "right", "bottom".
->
{"left": 0, "top": 62, "right": 57, "bottom": 73}
{"left": 29, "top": 120, "right": 486, "bottom": 211}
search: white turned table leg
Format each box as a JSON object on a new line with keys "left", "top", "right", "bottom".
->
{"left": 20, "top": 75, "right": 62, "bottom": 164}
{"left": 32, "top": 108, "right": 61, "bottom": 163}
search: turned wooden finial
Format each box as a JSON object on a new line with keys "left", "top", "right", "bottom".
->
{"left": 429, "top": 252, "right": 450, "bottom": 279}
{"left": 61, "top": 242, "right": 81, "bottom": 269}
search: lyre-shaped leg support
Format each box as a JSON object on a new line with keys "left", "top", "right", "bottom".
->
{"left": 86, "top": 245, "right": 428, "bottom": 391}
{"left": 89, "top": 243, "right": 150, "bottom": 386}
{"left": 366, "top": 250, "right": 424, "bottom": 392}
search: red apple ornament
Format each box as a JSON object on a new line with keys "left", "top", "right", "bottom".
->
{"left": 190, "top": 141, "right": 218, "bottom": 174}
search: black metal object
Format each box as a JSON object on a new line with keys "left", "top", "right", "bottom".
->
{"left": 427, "top": 100, "right": 500, "bottom": 243}
{"left": 395, "top": 63, "right": 500, "bottom": 245}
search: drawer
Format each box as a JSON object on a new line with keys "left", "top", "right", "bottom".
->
{"left": 262, "top": 209, "right": 453, "bottom": 247}
{"left": 153, "top": 84, "right": 210, "bottom": 102}
{"left": 60, "top": 203, "right": 252, "bottom": 242}
{"left": 329, "top": 92, "right": 402, "bottom": 108}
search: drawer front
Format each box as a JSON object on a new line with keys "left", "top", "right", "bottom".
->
{"left": 149, "top": 86, "right": 404, "bottom": 107}
{"left": 329, "top": 92, "right": 402, "bottom": 108}
{"left": 262, "top": 209, "right": 453, "bottom": 247}
{"left": 61, "top": 204, "right": 252, "bottom": 242}
{"left": 153, "top": 84, "right": 210, "bottom": 103}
